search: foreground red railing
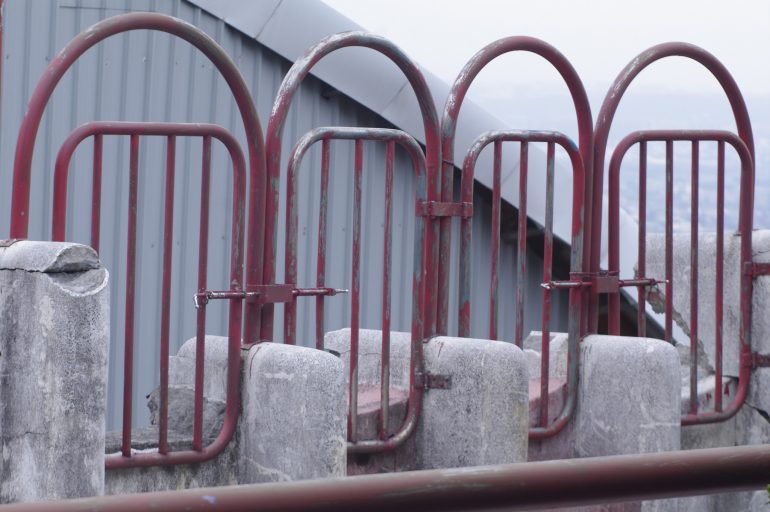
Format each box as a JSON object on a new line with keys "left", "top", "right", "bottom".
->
{"left": 4, "top": 443, "right": 770, "bottom": 512}
{"left": 606, "top": 130, "right": 753, "bottom": 426}
{"left": 9, "top": 12, "right": 265, "bottom": 469}
{"left": 460, "top": 130, "right": 585, "bottom": 439}
{"left": 284, "top": 126, "right": 431, "bottom": 453}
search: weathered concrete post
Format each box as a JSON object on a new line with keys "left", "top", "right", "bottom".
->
{"left": 0, "top": 241, "right": 109, "bottom": 502}
{"left": 325, "top": 329, "right": 529, "bottom": 473}
{"left": 529, "top": 334, "right": 681, "bottom": 512}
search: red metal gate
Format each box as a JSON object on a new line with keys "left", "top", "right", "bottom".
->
{"left": 9, "top": 12, "right": 265, "bottom": 469}
{"left": 592, "top": 42, "right": 756, "bottom": 426}
{"left": 438, "top": 37, "right": 593, "bottom": 439}
{"left": 283, "top": 126, "right": 431, "bottom": 452}
{"left": 255, "top": 32, "right": 441, "bottom": 453}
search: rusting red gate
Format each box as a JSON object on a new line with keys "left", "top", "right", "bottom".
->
{"left": 255, "top": 31, "right": 442, "bottom": 453}
{"left": 592, "top": 43, "right": 757, "bottom": 426}
{"left": 9, "top": 12, "right": 264, "bottom": 469}
{"left": 438, "top": 37, "right": 592, "bottom": 440}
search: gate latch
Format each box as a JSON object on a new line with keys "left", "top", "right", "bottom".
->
{"left": 194, "top": 285, "right": 348, "bottom": 309}
{"left": 541, "top": 271, "right": 665, "bottom": 294}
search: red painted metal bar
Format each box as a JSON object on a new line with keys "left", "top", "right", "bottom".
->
{"left": 540, "top": 142, "right": 555, "bottom": 428}
{"left": 489, "top": 140, "right": 502, "bottom": 339}
{"left": 606, "top": 129, "right": 753, "bottom": 426}
{"left": 262, "top": 32, "right": 440, "bottom": 345}
{"left": 515, "top": 142, "right": 529, "bottom": 347}
{"left": 690, "top": 141, "right": 699, "bottom": 415}
{"left": 193, "top": 136, "right": 212, "bottom": 451}
{"left": 591, "top": 42, "right": 755, "bottom": 334}
{"left": 10, "top": 443, "right": 770, "bottom": 512}
{"left": 158, "top": 135, "right": 176, "bottom": 455}
{"left": 8, "top": 13, "right": 265, "bottom": 362}
{"left": 380, "top": 140, "right": 395, "bottom": 440}
{"left": 349, "top": 139, "right": 363, "bottom": 442}
{"left": 665, "top": 140, "right": 674, "bottom": 343}
{"left": 461, "top": 130, "right": 585, "bottom": 440}
{"left": 315, "top": 139, "right": 331, "bottom": 350}
{"left": 284, "top": 126, "right": 429, "bottom": 454}
{"left": 715, "top": 141, "right": 725, "bottom": 412}
{"left": 91, "top": 134, "right": 103, "bottom": 253}
{"left": 637, "top": 141, "right": 647, "bottom": 336}
{"left": 51, "top": 121, "right": 247, "bottom": 469}
{"left": 441, "top": 36, "right": 593, "bottom": 338}
{"left": 122, "top": 134, "right": 139, "bottom": 458}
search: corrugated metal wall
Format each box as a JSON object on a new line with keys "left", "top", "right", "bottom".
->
{"left": 0, "top": 0, "right": 569, "bottom": 430}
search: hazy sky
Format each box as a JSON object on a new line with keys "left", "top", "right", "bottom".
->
{"left": 322, "top": 0, "right": 769, "bottom": 99}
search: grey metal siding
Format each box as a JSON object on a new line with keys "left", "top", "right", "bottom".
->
{"left": 0, "top": 0, "right": 568, "bottom": 430}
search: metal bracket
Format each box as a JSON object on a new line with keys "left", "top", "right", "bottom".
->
{"left": 418, "top": 201, "right": 473, "bottom": 218}
{"left": 417, "top": 372, "right": 452, "bottom": 390}
{"left": 749, "top": 352, "right": 770, "bottom": 369}
{"left": 745, "top": 262, "right": 770, "bottom": 279}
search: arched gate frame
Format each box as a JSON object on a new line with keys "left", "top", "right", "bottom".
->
{"left": 439, "top": 37, "right": 592, "bottom": 439}
{"left": 9, "top": 12, "right": 266, "bottom": 469}
{"left": 591, "top": 43, "right": 757, "bottom": 426}
{"left": 255, "top": 32, "right": 441, "bottom": 454}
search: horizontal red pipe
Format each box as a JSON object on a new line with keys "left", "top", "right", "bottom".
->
{"left": 5, "top": 444, "right": 770, "bottom": 512}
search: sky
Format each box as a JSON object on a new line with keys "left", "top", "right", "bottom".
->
{"left": 321, "top": 0, "right": 770, "bottom": 231}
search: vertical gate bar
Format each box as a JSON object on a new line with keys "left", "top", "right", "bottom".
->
{"left": 515, "top": 142, "right": 529, "bottom": 347}
{"left": 158, "top": 135, "right": 176, "bottom": 455}
{"left": 489, "top": 140, "right": 502, "bottom": 339}
{"left": 283, "top": 136, "right": 299, "bottom": 346}
{"left": 380, "top": 140, "right": 395, "bottom": 440}
{"left": 121, "top": 133, "right": 140, "bottom": 458}
{"left": 458, "top": 155, "right": 473, "bottom": 338}
{"left": 689, "top": 141, "right": 699, "bottom": 414}
{"left": 540, "top": 141, "right": 555, "bottom": 428}
{"left": 349, "top": 139, "right": 363, "bottom": 442}
{"left": 715, "top": 141, "right": 725, "bottom": 411}
{"left": 607, "top": 141, "right": 621, "bottom": 335}
{"left": 637, "top": 141, "right": 647, "bottom": 337}
{"left": 665, "top": 140, "right": 674, "bottom": 343}
{"left": 91, "top": 134, "right": 103, "bottom": 253}
{"left": 315, "top": 138, "right": 331, "bottom": 350}
{"left": 194, "top": 136, "right": 212, "bottom": 451}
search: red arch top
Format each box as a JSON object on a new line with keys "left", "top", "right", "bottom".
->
{"left": 254, "top": 31, "right": 441, "bottom": 343}
{"left": 439, "top": 36, "right": 594, "bottom": 334}
{"left": 589, "top": 42, "right": 755, "bottom": 326}
{"left": 10, "top": 12, "right": 266, "bottom": 261}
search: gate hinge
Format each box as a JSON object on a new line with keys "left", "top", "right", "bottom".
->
{"left": 418, "top": 201, "right": 473, "bottom": 218}
{"left": 194, "top": 285, "right": 347, "bottom": 309}
{"left": 416, "top": 371, "right": 452, "bottom": 390}
{"left": 745, "top": 262, "right": 770, "bottom": 278}
{"left": 747, "top": 351, "right": 770, "bottom": 369}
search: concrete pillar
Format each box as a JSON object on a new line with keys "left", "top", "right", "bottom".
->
{"left": 0, "top": 241, "right": 109, "bottom": 502}
{"left": 530, "top": 335, "right": 681, "bottom": 512}
{"left": 106, "top": 337, "right": 346, "bottom": 493}
{"left": 239, "top": 342, "right": 347, "bottom": 482}
{"left": 325, "top": 328, "right": 529, "bottom": 473}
